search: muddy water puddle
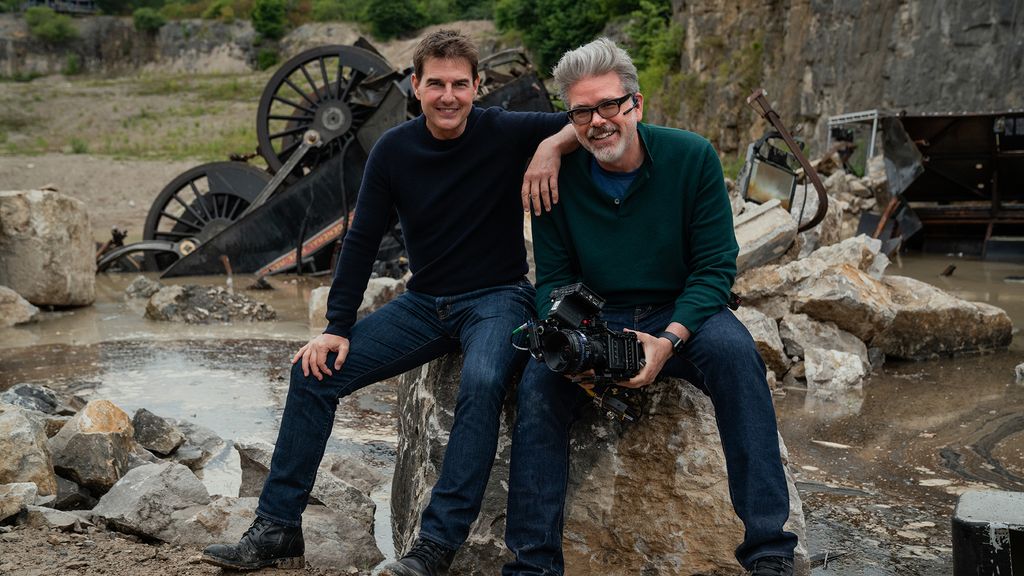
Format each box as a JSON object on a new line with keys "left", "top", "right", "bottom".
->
{"left": 1, "top": 256, "right": 1022, "bottom": 574}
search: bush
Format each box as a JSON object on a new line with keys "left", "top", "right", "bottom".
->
{"left": 24, "top": 7, "right": 79, "bottom": 44}
{"left": 133, "top": 7, "right": 167, "bottom": 32}
{"left": 62, "top": 53, "right": 82, "bottom": 75}
{"left": 311, "top": 0, "right": 363, "bottom": 22}
{"left": 1, "top": 0, "right": 20, "bottom": 13}
{"left": 364, "top": 0, "right": 421, "bottom": 40}
{"left": 202, "top": 0, "right": 235, "bottom": 21}
{"left": 252, "top": 0, "right": 287, "bottom": 39}
{"left": 257, "top": 47, "right": 279, "bottom": 70}
{"left": 70, "top": 137, "right": 89, "bottom": 154}
{"left": 495, "top": 0, "right": 607, "bottom": 71}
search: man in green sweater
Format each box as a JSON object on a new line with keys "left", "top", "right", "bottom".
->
{"left": 503, "top": 38, "right": 798, "bottom": 576}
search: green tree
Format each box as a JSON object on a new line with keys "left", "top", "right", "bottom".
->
{"left": 25, "top": 7, "right": 79, "bottom": 44}
{"left": 311, "top": 0, "right": 364, "bottom": 22}
{"left": 133, "top": 7, "right": 167, "bottom": 32}
{"left": 364, "top": 0, "right": 421, "bottom": 40}
{"left": 252, "top": 0, "right": 287, "bottom": 39}
{"left": 496, "top": 0, "right": 607, "bottom": 72}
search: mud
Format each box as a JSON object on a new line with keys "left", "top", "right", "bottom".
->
{"left": 1, "top": 254, "right": 1022, "bottom": 575}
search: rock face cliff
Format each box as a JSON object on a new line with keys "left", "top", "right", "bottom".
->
{"left": 647, "top": 0, "right": 1023, "bottom": 155}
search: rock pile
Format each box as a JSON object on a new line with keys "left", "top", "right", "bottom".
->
{"left": 144, "top": 284, "right": 276, "bottom": 323}
{"left": 0, "top": 387, "right": 384, "bottom": 573}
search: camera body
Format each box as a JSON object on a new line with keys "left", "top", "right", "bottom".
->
{"left": 526, "top": 283, "right": 643, "bottom": 381}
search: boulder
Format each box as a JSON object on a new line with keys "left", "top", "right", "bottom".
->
{"left": 871, "top": 276, "right": 1014, "bottom": 359}
{"left": 22, "top": 505, "right": 93, "bottom": 531}
{"left": 168, "top": 420, "right": 225, "bottom": 471}
{"left": 0, "top": 404, "right": 58, "bottom": 495}
{"left": 145, "top": 285, "right": 276, "bottom": 323}
{"left": 778, "top": 313, "right": 869, "bottom": 366}
{"left": 0, "top": 383, "right": 63, "bottom": 415}
{"left": 182, "top": 496, "right": 384, "bottom": 572}
{"left": 0, "top": 189, "right": 95, "bottom": 306}
{"left": 47, "top": 400, "right": 136, "bottom": 494}
{"left": 91, "top": 461, "right": 210, "bottom": 541}
{"left": 52, "top": 476, "right": 97, "bottom": 511}
{"left": 792, "top": 264, "right": 895, "bottom": 342}
{"left": 0, "top": 482, "right": 38, "bottom": 523}
{"left": 734, "top": 200, "right": 798, "bottom": 273}
{"left": 234, "top": 439, "right": 376, "bottom": 531}
{"left": 124, "top": 276, "right": 163, "bottom": 299}
{"left": 732, "top": 306, "right": 790, "bottom": 376}
{"left": 803, "top": 347, "right": 867, "bottom": 392}
{"left": 393, "top": 356, "right": 809, "bottom": 575}
{"left": 308, "top": 276, "right": 407, "bottom": 330}
{"left": 132, "top": 409, "right": 186, "bottom": 457}
{"left": 0, "top": 286, "right": 39, "bottom": 326}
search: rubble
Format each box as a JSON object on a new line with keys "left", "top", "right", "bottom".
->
{"left": 733, "top": 306, "right": 790, "bottom": 376}
{"left": 124, "top": 276, "right": 163, "bottom": 299}
{"left": 393, "top": 355, "right": 810, "bottom": 575}
{"left": 734, "top": 200, "right": 798, "bottom": 273}
{"left": 803, "top": 347, "right": 867, "bottom": 392}
{"left": 145, "top": 284, "right": 276, "bottom": 323}
{"left": 132, "top": 409, "right": 186, "bottom": 457}
{"left": 0, "top": 285, "right": 39, "bottom": 326}
{"left": 0, "top": 383, "right": 65, "bottom": 415}
{"left": 0, "top": 482, "right": 39, "bottom": 523}
{"left": 0, "top": 189, "right": 96, "bottom": 306}
{"left": 47, "top": 400, "right": 136, "bottom": 494}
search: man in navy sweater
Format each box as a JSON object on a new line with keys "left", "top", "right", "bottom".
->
{"left": 202, "top": 30, "right": 573, "bottom": 575}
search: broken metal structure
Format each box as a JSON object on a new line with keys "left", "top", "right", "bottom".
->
{"left": 830, "top": 109, "right": 1024, "bottom": 261}
{"left": 97, "top": 40, "right": 554, "bottom": 276}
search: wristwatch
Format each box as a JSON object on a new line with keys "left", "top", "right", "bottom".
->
{"left": 654, "top": 331, "right": 685, "bottom": 355}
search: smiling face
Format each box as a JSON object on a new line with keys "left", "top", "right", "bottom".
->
{"left": 411, "top": 56, "right": 480, "bottom": 141}
{"left": 566, "top": 71, "right": 644, "bottom": 172}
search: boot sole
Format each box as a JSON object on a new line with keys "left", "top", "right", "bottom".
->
{"left": 200, "top": 553, "right": 305, "bottom": 571}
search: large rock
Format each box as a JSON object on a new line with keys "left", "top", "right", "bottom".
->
{"left": 871, "top": 276, "right": 1014, "bottom": 359}
{"left": 0, "top": 482, "right": 39, "bottom": 523}
{"left": 778, "top": 313, "right": 869, "bottom": 366}
{"left": 0, "top": 285, "right": 39, "bottom": 326}
{"left": 394, "top": 356, "right": 809, "bottom": 575}
{"left": 0, "top": 383, "right": 63, "bottom": 415}
{"left": 235, "top": 439, "right": 377, "bottom": 532}
{"left": 308, "top": 276, "right": 407, "bottom": 330}
{"left": 0, "top": 404, "right": 58, "bottom": 496}
{"left": 734, "top": 200, "right": 798, "bottom": 273}
{"left": 803, "top": 347, "right": 867, "bottom": 392}
{"left": 168, "top": 419, "right": 225, "bottom": 471}
{"left": 145, "top": 285, "right": 276, "bottom": 323}
{"left": 733, "top": 306, "right": 790, "bottom": 376}
{"left": 91, "top": 461, "right": 210, "bottom": 541}
{"left": 0, "top": 189, "right": 95, "bottom": 306}
{"left": 132, "top": 409, "right": 186, "bottom": 457}
{"left": 48, "top": 400, "right": 136, "bottom": 494}
{"left": 792, "top": 264, "right": 895, "bottom": 342}
{"left": 181, "top": 496, "right": 384, "bottom": 572}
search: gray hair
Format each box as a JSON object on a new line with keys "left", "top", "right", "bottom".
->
{"left": 551, "top": 37, "right": 639, "bottom": 106}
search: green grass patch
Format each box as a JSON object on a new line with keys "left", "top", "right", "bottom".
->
{"left": 69, "top": 137, "right": 89, "bottom": 154}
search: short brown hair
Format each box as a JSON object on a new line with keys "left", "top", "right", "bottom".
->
{"left": 413, "top": 29, "right": 479, "bottom": 79}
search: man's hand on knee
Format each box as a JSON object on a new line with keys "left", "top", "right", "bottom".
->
{"left": 291, "top": 334, "right": 349, "bottom": 381}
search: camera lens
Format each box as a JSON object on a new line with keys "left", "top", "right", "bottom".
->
{"left": 541, "top": 329, "right": 591, "bottom": 374}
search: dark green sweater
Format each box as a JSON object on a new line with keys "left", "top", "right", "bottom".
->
{"left": 532, "top": 122, "right": 737, "bottom": 334}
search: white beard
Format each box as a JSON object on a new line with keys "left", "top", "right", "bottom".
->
{"left": 581, "top": 125, "right": 631, "bottom": 165}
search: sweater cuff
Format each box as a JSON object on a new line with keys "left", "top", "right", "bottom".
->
{"left": 323, "top": 323, "right": 351, "bottom": 339}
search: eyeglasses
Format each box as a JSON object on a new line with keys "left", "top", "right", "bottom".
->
{"left": 565, "top": 93, "right": 636, "bottom": 126}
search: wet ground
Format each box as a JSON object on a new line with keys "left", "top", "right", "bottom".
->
{"left": 1, "top": 253, "right": 1022, "bottom": 575}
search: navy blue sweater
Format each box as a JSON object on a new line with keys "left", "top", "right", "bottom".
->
{"left": 324, "top": 107, "right": 567, "bottom": 338}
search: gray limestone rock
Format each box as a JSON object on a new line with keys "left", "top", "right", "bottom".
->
{"left": 734, "top": 200, "right": 798, "bottom": 273}
{"left": 872, "top": 276, "right": 1014, "bottom": 359}
{"left": 132, "top": 408, "right": 186, "bottom": 457}
{"left": 733, "top": 306, "right": 791, "bottom": 376}
{"left": 0, "top": 403, "right": 58, "bottom": 496}
{"left": 23, "top": 505, "right": 93, "bottom": 531}
{"left": 124, "top": 276, "right": 163, "bottom": 299}
{"left": 778, "top": 313, "right": 869, "bottom": 366}
{"left": 47, "top": 400, "right": 136, "bottom": 494}
{"left": 393, "top": 355, "right": 809, "bottom": 575}
{"left": 0, "top": 190, "right": 95, "bottom": 306}
{"left": 145, "top": 284, "right": 276, "bottom": 323}
{"left": 803, "top": 347, "right": 867, "bottom": 392}
{"left": 792, "top": 264, "right": 895, "bottom": 342}
{"left": 52, "top": 476, "right": 97, "bottom": 511}
{"left": 308, "top": 276, "right": 407, "bottom": 330}
{"left": 0, "top": 285, "right": 38, "bottom": 326}
{"left": 0, "top": 383, "right": 61, "bottom": 415}
{"left": 0, "top": 482, "right": 38, "bottom": 523}
{"left": 91, "top": 461, "right": 210, "bottom": 541}
{"left": 1016, "top": 363, "right": 1024, "bottom": 386}
{"left": 168, "top": 420, "right": 225, "bottom": 471}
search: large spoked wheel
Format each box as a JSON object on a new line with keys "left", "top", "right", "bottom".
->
{"left": 256, "top": 45, "right": 393, "bottom": 176}
{"left": 142, "top": 161, "right": 271, "bottom": 271}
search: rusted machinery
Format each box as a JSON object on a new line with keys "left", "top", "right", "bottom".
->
{"left": 97, "top": 42, "right": 554, "bottom": 276}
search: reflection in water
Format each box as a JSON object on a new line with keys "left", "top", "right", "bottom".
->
{"left": 803, "top": 388, "right": 865, "bottom": 420}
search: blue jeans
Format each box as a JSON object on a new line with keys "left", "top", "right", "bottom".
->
{"left": 504, "top": 305, "right": 798, "bottom": 574}
{"left": 257, "top": 278, "right": 536, "bottom": 551}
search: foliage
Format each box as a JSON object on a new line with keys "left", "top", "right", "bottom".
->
{"left": 70, "top": 137, "right": 89, "bottom": 154}
{"left": 257, "top": 47, "right": 279, "bottom": 70}
{"left": 310, "top": 0, "right": 362, "bottom": 22}
{"left": 202, "top": 0, "right": 235, "bottom": 21}
{"left": 62, "top": 53, "right": 82, "bottom": 75}
{"left": 364, "top": 0, "right": 421, "bottom": 40}
{"left": 0, "top": 0, "right": 20, "bottom": 13}
{"left": 25, "top": 7, "right": 79, "bottom": 44}
{"left": 133, "top": 7, "right": 167, "bottom": 32}
{"left": 251, "top": 0, "right": 287, "bottom": 39}
{"left": 495, "top": 0, "right": 610, "bottom": 72}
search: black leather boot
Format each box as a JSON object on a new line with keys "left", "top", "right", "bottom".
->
{"left": 380, "top": 537, "right": 455, "bottom": 576}
{"left": 748, "top": 556, "right": 794, "bottom": 576}
{"left": 201, "top": 516, "right": 305, "bottom": 570}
